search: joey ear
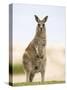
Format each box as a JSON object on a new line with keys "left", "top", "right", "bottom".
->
{"left": 43, "top": 16, "right": 48, "bottom": 23}
{"left": 34, "top": 15, "right": 40, "bottom": 22}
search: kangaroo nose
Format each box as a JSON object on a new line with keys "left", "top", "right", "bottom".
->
{"left": 40, "top": 27, "right": 42, "bottom": 31}
{"left": 40, "top": 25, "right": 43, "bottom": 29}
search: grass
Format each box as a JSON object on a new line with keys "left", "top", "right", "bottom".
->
{"left": 13, "top": 81, "right": 65, "bottom": 86}
{"left": 9, "top": 63, "right": 25, "bottom": 75}
{"left": 9, "top": 64, "right": 65, "bottom": 86}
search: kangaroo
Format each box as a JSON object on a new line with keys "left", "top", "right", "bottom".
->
{"left": 23, "top": 15, "right": 48, "bottom": 82}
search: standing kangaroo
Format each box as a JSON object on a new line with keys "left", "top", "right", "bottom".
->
{"left": 23, "top": 15, "right": 48, "bottom": 82}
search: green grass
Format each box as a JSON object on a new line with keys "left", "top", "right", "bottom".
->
{"left": 9, "top": 63, "right": 25, "bottom": 75}
{"left": 13, "top": 81, "right": 65, "bottom": 86}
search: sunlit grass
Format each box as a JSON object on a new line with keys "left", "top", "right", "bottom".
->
{"left": 13, "top": 81, "right": 65, "bottom": 86}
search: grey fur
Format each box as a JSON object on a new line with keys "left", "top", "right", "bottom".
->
{"left": 22, "top": 15, "right": 48, "bottom": 82}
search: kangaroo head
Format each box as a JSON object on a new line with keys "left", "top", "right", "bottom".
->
{"left": 34, "top": 15, "right": 48, "bottom": 35}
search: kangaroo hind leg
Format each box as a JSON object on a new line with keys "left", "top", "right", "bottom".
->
{"left": 29, "top": 72, "right": 35, "bottom": 82}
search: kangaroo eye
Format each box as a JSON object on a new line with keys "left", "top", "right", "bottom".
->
{"left": 43, "top": 24, "right": 44, "bottom": 27}
{"left": 38, "top": 24, "right": 40, "bottom": 27}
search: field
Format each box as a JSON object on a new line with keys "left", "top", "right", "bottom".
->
{"left": 9, "top": 45, "right": 65, "bottom": 85}
{"left": 13, "top": 81, "right": 65, "bottom": 86}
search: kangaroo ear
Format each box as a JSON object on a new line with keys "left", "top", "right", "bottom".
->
{"left": 43, "top": 16, "right": 48, "bottom": 23}
{"left": 34, "top": 15, "right": 40, "bottom": 22}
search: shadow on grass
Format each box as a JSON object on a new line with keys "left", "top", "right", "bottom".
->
{"left": 13, "top": 81, "right": 65, "bottom": 86}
